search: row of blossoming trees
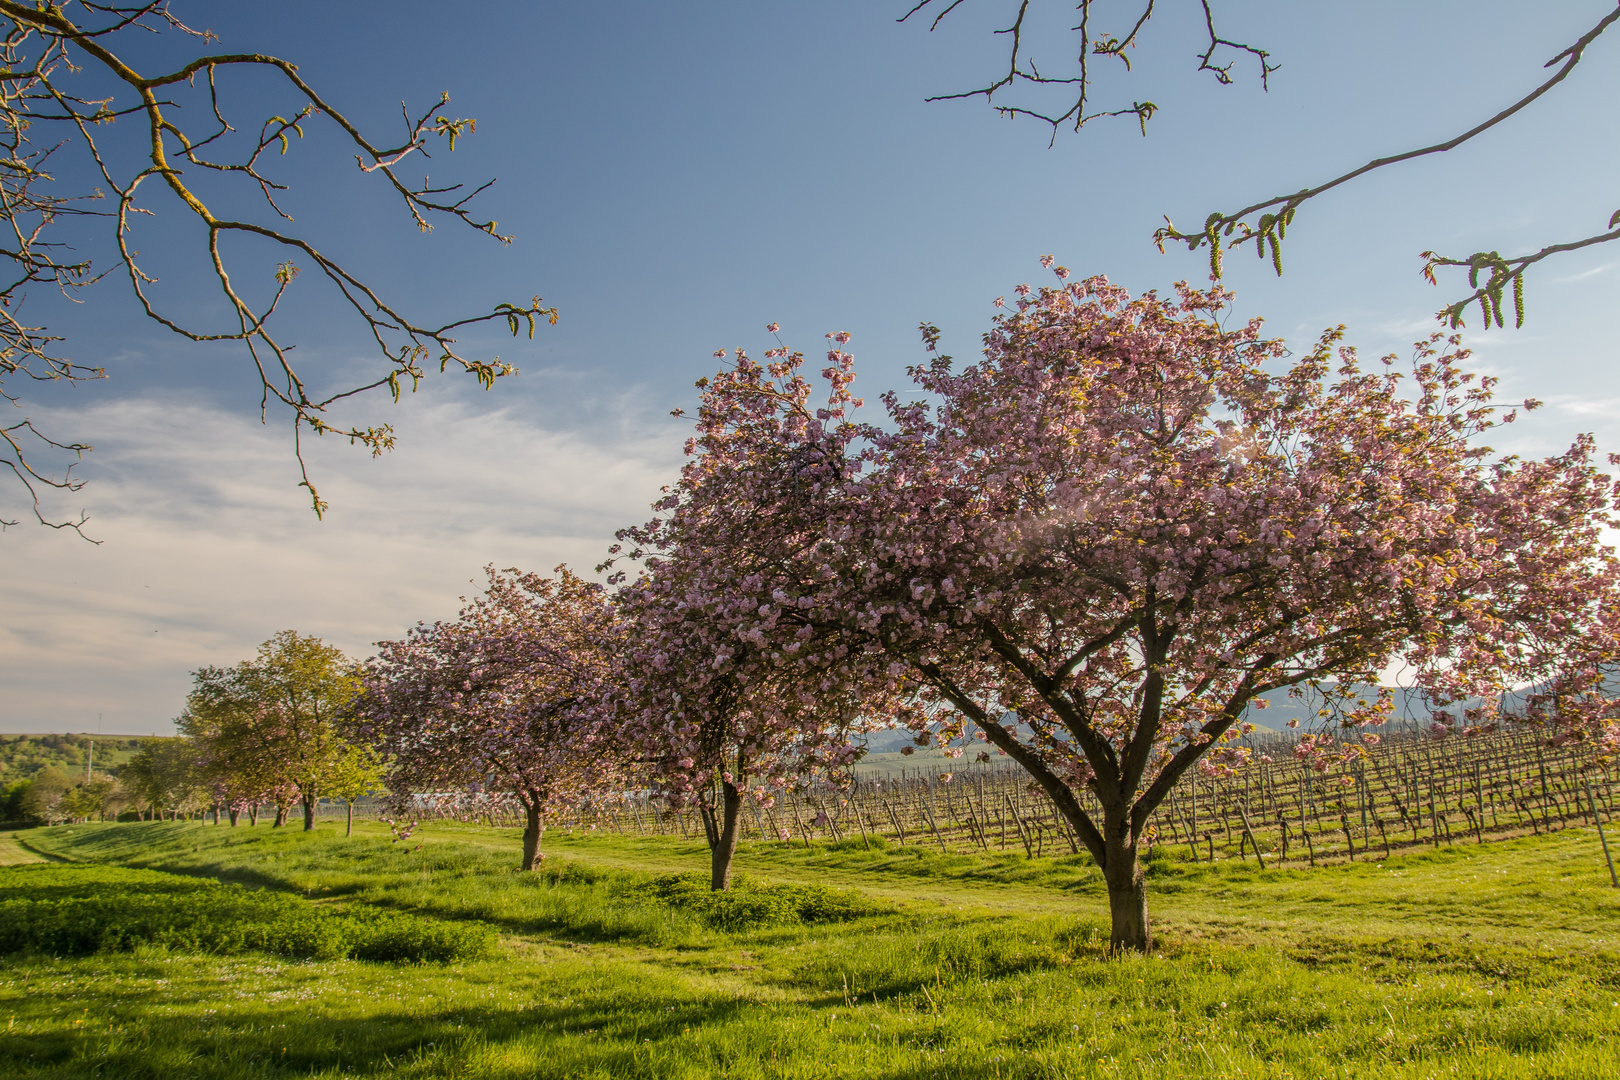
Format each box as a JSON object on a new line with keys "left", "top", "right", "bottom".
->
{"left": 335, "top": 267, "right": 1620, "bottom": 952}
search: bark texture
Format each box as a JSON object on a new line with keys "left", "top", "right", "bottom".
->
{"left": 708, "top": 781, "right": 743, "bottom": 891}
{"left": 1103, "top": 822, "right": 1152, "bottom": 953}
{"left": 520, "top": 801, "right": 545, "bottom": 871}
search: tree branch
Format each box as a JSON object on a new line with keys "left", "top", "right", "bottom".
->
{"left": 0, "top": 1, "right": 557, "bottom": 527}
{"left": 1156, "top": 3, "right": 1620, "bottom": 322}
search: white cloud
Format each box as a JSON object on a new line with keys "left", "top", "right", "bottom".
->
{"left": 1551, "top": 260, "right": 1620, "bottom": 284}
{"left": 1365, "top": 314, "right": 1450, "bottom": 341}
{"left": 1, "top": 394, "right": 683, "bottom": 734}
{"left": 1548, "top": 394, "right": 1620, "bottom": 418}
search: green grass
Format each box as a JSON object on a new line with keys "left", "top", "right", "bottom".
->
{"left": 0, "top": 831, "right": 49, "bottom": 866}
{"left": 15, "top": 822, "right": 887, "bottom": 944}
{"left": 0, "top": 819, "right": 1616, "bottom": 1077}
{"left": 0, "top": 864, "right": 496, "bottom": 963}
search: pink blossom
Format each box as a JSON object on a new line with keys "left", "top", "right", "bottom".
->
{"left": 354, "top": 566, "right": 629, "bottom": 870}
{"left": 621, "top": 270, "right": 1620, "bottom": 943}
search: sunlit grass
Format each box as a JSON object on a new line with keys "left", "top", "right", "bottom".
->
{"left": 0, "top": 830, "right": 48, "bottom": 866}
{"left": 0, "top": 819, "right": 1615, "bottom": 1078}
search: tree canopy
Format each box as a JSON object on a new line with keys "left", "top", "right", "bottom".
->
{"left": 354, "top": 567, "right": 629, "bottom": 870}
{"left": 180, "top": 630, "right": 364, "bottom": 831}
{"left": 640, "top": 265, "right": 1620, "bottom": 948}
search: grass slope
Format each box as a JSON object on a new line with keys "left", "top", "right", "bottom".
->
{"left": 0, "top": 819, "right": 1615, "bottom": 1078}
{"left": 0, "top": 831, "right": 49, "bottom": 866}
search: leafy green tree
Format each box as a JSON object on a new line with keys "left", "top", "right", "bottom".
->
{"left": 55, "top": 774, "right": 122, "bottom": 822}
{"left": 0, "top": 779, "right": 26, "bottom": 823}
{"left": 121, "top": 743, "right": 200, "bottom": 820}
{"left": 17, "top": 765, "right": 72, "bottom": 823}
{"left": 324, "top": 745, "right": 386, "bottom": 838}
{"left": 181, "top": 631, "right": 367, "bottom": 831}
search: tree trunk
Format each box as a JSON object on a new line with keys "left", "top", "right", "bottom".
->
{"left": 709, "top": 780, "right": 743, "bottom": 891}
{"left": 1103, "top": 814, "right": 1152, "bottom": 953}
{"left": 228, "top": 808, "right": 240, "bottom": 827}
{"left": 248, "top": 804, "right": 258, "bottom": 826}
{"left": 345, "top": 800, "right": 354, "bottom": 838}
{"left": 273, "top": 805, "right": 287, "bottom": 828}
{"left": 520, "top": 802, "right": 545, "bottom": 870}
{"left": 302, "top": 792, "right": 317, "bottom": 831}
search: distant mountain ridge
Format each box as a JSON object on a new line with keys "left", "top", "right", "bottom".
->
{"left": 856, "top": 680, "right": 1570, "bottom": 752}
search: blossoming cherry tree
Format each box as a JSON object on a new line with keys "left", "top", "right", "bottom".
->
{"left": 354, "top": 566, "right": 627, "bottom": 870}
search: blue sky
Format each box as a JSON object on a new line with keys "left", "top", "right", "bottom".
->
{"left": 6, "top": 1, "right": 1619, "bottom": 733}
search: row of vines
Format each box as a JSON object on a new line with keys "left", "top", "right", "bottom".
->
{"left": 326, "top": 726, "right": 1615, "bottom": 869}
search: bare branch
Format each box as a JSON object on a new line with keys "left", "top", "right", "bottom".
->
{"left": 906, "top": 1, "right": 1269, "bottom": 141}
{"left": 1155, "top": 3, "right": 1620, "bottom": 323}
{"left": 1194, "top": 0, "right": 1275, "bottom": 88}
{"left": 0, "top": 1, "right": 556, "bottom": 528}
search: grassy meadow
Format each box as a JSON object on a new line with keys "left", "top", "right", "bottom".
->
{"left": 0, "top": 817, "right": 1616, "bottom": 1078}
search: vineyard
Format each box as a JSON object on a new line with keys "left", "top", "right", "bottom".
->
{"left": 340, "top": 725, "right": 1618, "bottom": 872}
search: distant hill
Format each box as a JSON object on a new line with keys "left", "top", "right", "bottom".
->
{"left": 855, "top": 685, "right": 1448, "bottom": 755}
{"left": 1237, "top": 685, "right": 1439, "bottom": 735}
{"left": 0, "top": 734, "right": 158, "bottom": 784}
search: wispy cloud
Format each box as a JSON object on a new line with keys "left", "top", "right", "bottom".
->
{"left": 1546, "top": 394, "right": 1620, "bottom": 418}
{"left": 1, "top": 395, "right": 683, "bottom": 734}
{"left": 1551, "top": 260, "right": 1620, "bottom": 284}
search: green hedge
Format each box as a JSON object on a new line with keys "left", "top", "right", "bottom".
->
{"left": 0, "top": 864, "right": 495, "bottom": 963}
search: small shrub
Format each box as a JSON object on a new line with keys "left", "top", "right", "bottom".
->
{"left": 532, "top": 859, "right": 616, "bottom": 888}
{"left": 340, "top": 906, "right": 496, "bottom": 963}
{"left": 634, "top": 872, "right": 888, "bottom": 930}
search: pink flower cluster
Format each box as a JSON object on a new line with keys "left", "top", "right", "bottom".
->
{"left": 613, "top": 261, "right": 1620, "bottom": 910}
{"left": 352, "top": 566, "right": 629, "bottom": 868}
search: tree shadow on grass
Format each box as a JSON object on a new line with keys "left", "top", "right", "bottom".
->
{"left": 1, "top": 979, "right": 1036, "bottom": 1080}
{"left": 0, "top": 989, "right": 757, "bottom": 1080}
